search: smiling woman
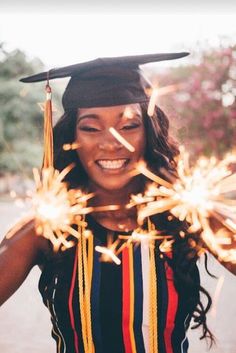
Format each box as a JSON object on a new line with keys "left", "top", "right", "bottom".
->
{"left": 1, "top": 52, "right": 235, "bottom": 353}
{"left": 76, "top": 105, "right": 145, "bottom": 192}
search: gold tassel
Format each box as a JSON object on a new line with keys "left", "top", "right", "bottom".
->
{"left": 43, "top": 82, "right": 54, "bottom": 169}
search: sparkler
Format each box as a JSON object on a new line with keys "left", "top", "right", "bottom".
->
{"left": 130, "top": 148, "right": 236, "bottom": 263}
{"left": 7, "top": 164, "right": 120, "bottom": 251}
{"left": 32, "top": 165, "right": 121, "bottom": 250}
{"left": 32, "top": 165, "right": 94, "bottom": 250}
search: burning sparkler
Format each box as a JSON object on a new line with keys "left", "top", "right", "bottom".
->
{"left": 32, "top": 165, "right": 94, "bottom": 250}
{"left": 7, "top": 164, "right": 120, "bottom": 251}
{"left": 130, "top": 148, "right": 236, "bottom": 263}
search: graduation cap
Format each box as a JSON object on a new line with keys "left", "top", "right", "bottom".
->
{"left": 20, "top": 52, "right": 189, "bottom": 111}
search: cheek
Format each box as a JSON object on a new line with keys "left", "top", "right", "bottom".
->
{"left": 132, "top": 129, "right": 146, "bottom": 156}
{"left": 76, "top": 134, "right": 96, "bottom": 170}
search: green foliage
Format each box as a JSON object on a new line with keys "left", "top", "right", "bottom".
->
{"left": 0, "top": 43, "right": 46, "bottom": 175}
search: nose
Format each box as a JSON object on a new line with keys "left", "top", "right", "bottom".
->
{"left": 98, "top": 130, "right": 123, "bottom": 151}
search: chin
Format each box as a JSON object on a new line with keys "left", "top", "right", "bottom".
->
{"left": 99, "top": 176, "right": 142, "bottom": 194}
{"left": 99, "top": 182, "right": 129, "bottom": 192}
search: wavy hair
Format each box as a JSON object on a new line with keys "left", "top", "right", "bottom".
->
{"left": 53, "top": 103, "right": 214, "bottom": 344}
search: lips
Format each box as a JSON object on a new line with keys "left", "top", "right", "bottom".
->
{"left": 96, "top": 158, "right": 129, "bottom": 170}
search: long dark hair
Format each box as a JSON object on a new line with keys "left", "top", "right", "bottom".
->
{"left": 141, "top": 103, "right": 214, "bottom": 344}
{"left": 53, "top": 103, "right": 214, "bottom": 344}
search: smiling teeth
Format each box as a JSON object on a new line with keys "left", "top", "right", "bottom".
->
{"left": 97, "top": 159, "right": 127, "bottom": 169}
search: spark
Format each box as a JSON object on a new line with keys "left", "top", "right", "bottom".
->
{"left": 159, "top": 238, "right": 175, "bottom": 253}
{"left": 109, "top": 127, "right": 135, "bottom": 152}
{"left": 146, "top": 84, "right": 180, "bottom": 117}
{"left": 147, "top": 88, "right": 158, "bottom": 117}
{"left": 136, "top": 161, "right": 172, "bottom": 189}
{"left": 123, "top": 106, "right": 136, "bottom": 119}
{"left": 119, "top": 229, "right": 172, "bottom": 243}
{"left": 90, "top": 205, "right": 120, "bottom": 213}
{"left": 118, "top": 228, "right": 173, "bottom": 254}
{"left": 95, "top": 246, "right": 121, "bottom": 265}
{"left": 63, "top": 142, "right": 81, "bottom": 151}
{"left": 31, "top": 165, "right": 94, "bottom": 250}
{"left": 130, "top": 148, "right": 236, "bottom": 263}
{"left": 211, "top": 275, "right": 225, "bottom": 318}
{"left": 95, "top": 233, "right": 121, "bottom": 265}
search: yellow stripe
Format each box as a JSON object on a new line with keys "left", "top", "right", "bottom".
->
{"left": 82, "top": 233, "right": 88, "bottom": 331}
{"left": 83, "top": 233, "right": 95, "bottom": 353}
{"left": 149, "top": 246, "right": 154, "bottom": 353}
{"left": 129, "top": 244, "right": 137, "bottom": 353}
{"left": 87, "top": 234, "right": 95, "bottom": 353}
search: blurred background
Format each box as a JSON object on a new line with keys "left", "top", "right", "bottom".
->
{"left": 0, "top": 7, "right": 236, "bottom": 353}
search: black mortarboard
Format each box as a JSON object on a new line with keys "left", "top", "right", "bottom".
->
{"left": 20, "top": 52, "right": 189, "bottom": 111}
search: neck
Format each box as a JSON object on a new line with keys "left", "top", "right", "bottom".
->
{"left": 88, "top": 177, "right": 143, "bottom": 208}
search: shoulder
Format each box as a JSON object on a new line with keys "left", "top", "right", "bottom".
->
{"left": 1, "top": 217, "right": 51, "bottom": 266}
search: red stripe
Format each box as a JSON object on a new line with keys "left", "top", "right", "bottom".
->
{"left": 122, "top": 247, "right": 133, "bottom": 353}
{"left": 68, "top": 248, "right": 80, "bottom": 353}
{"left": 164, "top": 252, "right": 178, "bottom": 353}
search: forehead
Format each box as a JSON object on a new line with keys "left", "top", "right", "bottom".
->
{"left": 77, "top": 103, "right": 142, "bottom": 119}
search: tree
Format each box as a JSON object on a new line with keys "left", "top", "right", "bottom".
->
{"left": 0, "top": 44, "right": 49, "bottom": 174}
{"left": 154, "top": 44, "right": 236, "bottom": 157}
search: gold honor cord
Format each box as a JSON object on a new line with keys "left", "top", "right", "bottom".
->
{"left": 78, "top": 222, "right": 95, "bottom": 353}
{"left": 148, "top": 219, "right": 158, "bottom": 353}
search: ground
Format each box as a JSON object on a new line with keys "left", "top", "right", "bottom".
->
{"left": 0, "top": 200, "right": 235, "bottom": 353}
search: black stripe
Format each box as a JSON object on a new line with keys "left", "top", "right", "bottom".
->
{"left": 91, "top": 238, "right": 103, "bottom": 353}
{"left": 155, "top": 248, "right": 168, "bottom": 353}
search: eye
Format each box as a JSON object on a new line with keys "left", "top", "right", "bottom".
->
{"left": 78, "top": 126, "right": 101, "bottom": 132}
{"left": 121, "top": 123, "right": 140, "bottom": 130}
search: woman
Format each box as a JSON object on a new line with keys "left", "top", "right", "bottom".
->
{"left": 0, "top": 53, "right": 235, "bottom": 353}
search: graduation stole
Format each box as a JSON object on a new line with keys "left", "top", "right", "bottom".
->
{"left": 68, "top": 231, "right": 162, "bottom": 353}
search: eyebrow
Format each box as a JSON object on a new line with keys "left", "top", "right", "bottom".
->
{"left": 77, "top": 114, "right": 99, "bottom": 123}
{"left": 77, "top": 110, "right": 142, "bottom": 124}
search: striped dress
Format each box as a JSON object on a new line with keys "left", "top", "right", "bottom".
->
{"left": 39, "top": 216, "right": 199, "bottom": 353}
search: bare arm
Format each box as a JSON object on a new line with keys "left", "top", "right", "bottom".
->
{"left": 0, "top": 218, "right": 49, "bottom": 306}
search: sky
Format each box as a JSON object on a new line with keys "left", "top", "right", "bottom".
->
{"left": 0, "top": 11, "right": 236, "bottom": 69}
